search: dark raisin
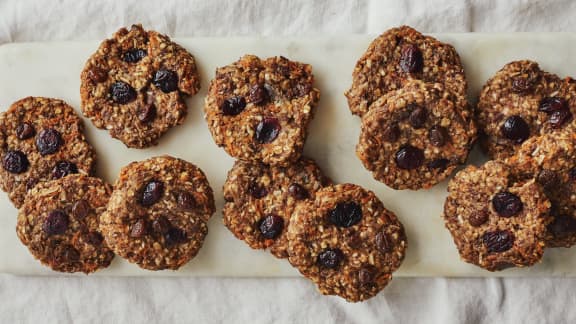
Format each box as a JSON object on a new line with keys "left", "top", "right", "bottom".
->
{"left": 468, "top": 209, "right": 489, "bottom": 227}
{"left": 483, "top": 230, "right": 515, "bottom": 252}
{"left": 382, "top": 124, "right": 400, "bottom": 142}
{"left": 548, "top": 216, "right": 576, "bottom": 235}
{"left": 43, "top": 210, "right": 69, "bottom": 236}
{"left": 288, "top": 183, "right": 309, "bottom": 200}
{"left": 177, "top": 192, "right": 196, "bottom": 210}
{"left": 87, "top": 66, "right": 108, "bottom": 83}
{"left": 501, "top": 115, "right": 530, "bottom": 143}
{"left": 317, "top": 248, "right": 344, "bottom": 269}
{"left": 511, "top": 75, "right": 537, "bottom": 94}
{"left": 55, "top": 245, "right": 80, "bottom": 263}
{"left": 140, "top": 180, "right": 164, "bottom": 206}
{"left": 570, "top": 167, "right": 576, "bottom": 181}
{"left": 259, "top": 214, "right": 284, "bottom": 239}
{"left": 152, "top": 69, "right": 179, "bottom": 93}
{"left": 395, "top": 145, "right": 424, "bottom": 170}
{"left": 375, "top": 230, "right": 393, "bottom": 253}
{"left": 428, "top": 126, "right": 447, "bottom": 147}
{"left": 130, "top": 219, "right": 147, "bottom": 238}
{"left": 16, "top": 123, "right": 35, "bottom": 140}
{"left": 248, "top": 84, "right": 269, "bottom": 105}
{"left": 152, "top": 216, "right": 171, "bottom": 235}
{"left": 164, "top": 227, "right": 187, "bottom": 247}
{"left": 358, "top": 266, "right": 375, "bottom": 286}
{"left": 539, "top": 97, "right": 567, "bottom": 113}
{"left": 52, "top": 161, "right": 78, "bottom": 179}
{"left": 537, "top": 169, "right": 559, "bottom": 189}
{"left": 399, "top": 44, "right": 423, "bottom": 73}
{"left": 492, "top": 191, "right": 523, "bottom": 217}
{"left": 294, "top": 82, "right": 312, "bottom": 99}
{"left": 36, "top": 128, "right": 63, "bottom": 155}
{"left": 408, "top": 105, "right": 427, "bottom": 128}
{"left": 2, "top": 150, "right": 29, "bottom": 174}
{"left": 122, "top": 48, "right": 147, "bottom": 63}
{"left": 255, "top": 117, "right": 281, "bottom": 144}
{"left": 85, "top": 232, "right": 104, "bottom": 246}
{"left": 549, "top": 109, "right": 572, "bottom": 129}
{"left": 25, "top": 178, "right": 38, "bottom": 192}
{"left": 109, "top": 81, "right": 137, "bottom": 104}
{"left": 71, "top": 199, "right": 91, "bottom": 220}
{"left": 427, "top": 159, "right": 449, "bottom": 171}
{"left": 328, "top": 201, "right": 362, "bottom": 228}
{"left": 137, "top": 103, "right": 156, "bottom": 123}
{"left": 221, "top": 96, "right": 246, "bottom": 116}
{"left": 248, "top": 182, "right": 268, "bottom": 199}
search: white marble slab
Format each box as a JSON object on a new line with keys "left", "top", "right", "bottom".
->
{"left": 1, "top": 34, "right": 576, "bottom": 277}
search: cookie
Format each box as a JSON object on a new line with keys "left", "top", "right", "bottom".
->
{"left": 476, "top": 60, "right": 576, "bottom": 159}
{"left": 100, "top": 156, "right": 215, "bottom": 270}
{"left": 80, "top": 24, "right": 200, "bottom": 148}
{"left": 506, "top": 131, "right": 576, "bottom": 247}
{"left": 356, "top": 80, "right": 476, "bottom": 190}
{"left": 16, "top": 174, "right": 114, "bottom": 273}
{"left": 204, "top": 55, "right": 320, "bottom": 166}
{"left": 287, "top": 184, "right": 406, "bottom": 302}
{"left": 443, "top": 161, "right": 552, "bottom": 271}
{"left": 345, "top": 25, "right": 467, "bottom": 117}
{"left": 223, "top": 157, "right": 330, "bottom": 258}
{"left": 0, "top": 97, "right": 96, "bottom": 208}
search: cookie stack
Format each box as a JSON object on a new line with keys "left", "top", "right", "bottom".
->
{"left": 443, "top": 60, "right": 576, "bottom": 271}
{"left": 205, "top": 55, "right": 407, "bottom": 302}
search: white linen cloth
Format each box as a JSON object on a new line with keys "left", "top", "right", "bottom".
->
{"left": 1, "top": 0, "right": 576, "bottom": 323}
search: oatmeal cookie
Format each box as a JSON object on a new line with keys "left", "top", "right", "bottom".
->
{"left": 476, "top": 60, "right": 576, "bottom": 159}
{"left": 287, "top": 184, "right": 406, "bottom": 302}
{"left": 357, "top": 80, "right": 476, "bottom": 190}
{"left": 0, "top": 97, "right": 95, "bottom": 208}
{"left": 16, "top": 174, "right": 114, "bottom": 273}
{"left": 80, "top": 24, "right": 200, "bottom": 148}
{"left": 507, "top": 131, "right": 576, "bottom": 247}
{"left": 443, "top": 161, "right": 552, "bottom": 271}
{"left": 100, "top": 156, "right": 215, "bottom": 270}
{"left": 345, "top": 25, "right": 467, "bottom": 117}
{"left": 204, "top": 55, "right": 320, "bottom": 165}
{"left": 223, "top": 157, "right": 330, "bottom": 258}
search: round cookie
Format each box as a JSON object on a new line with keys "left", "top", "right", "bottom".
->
{"left": 506, "top": 131, "right": 576, "bottom": 247}
{"left": 223, "top": 157, "right": 330, "bottom": 258}
{"left": 443, "top": 161, "right": 552, "bottom": 271}
{"left": 0, "top": 97, "right": 96, "bottom": 208}
{"left": 100, "top": 156, "right": 215, "bottom": 270}
{"left": 357, "top": 80, "right": 476, "bottom": 190}
{"left": 204, "top": 55, "right": 320, "bottom": 166}
{"left": 287, "top": 183, "right": 407, "bottom": 302}
{"left": 16, "top": 174, "right": 114, "bottom": 273}
{"left": 345, "top": 25, "right": 467, "bottom": 117}
{"left": 476, "top": 60, "right": 576, "bottom": 159}
{"left": 80, "top": 24, "right": 200, "bottom": 148}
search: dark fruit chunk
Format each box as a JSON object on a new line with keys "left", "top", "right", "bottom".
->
{"left": 537, "top": 169, "right": 559, "bottom": 189}
{"left": 358, "top": 266, "right": 375, "bottom": 286}
{"left": 317, "top": 248, "right": 344, "bottom": 269}
{"left": 152, "top": 216, "right": 171, "bottom": 235}
{"left": 408, "top": 105, "right": 427, "bottom": 128}
{"left": 122, "top": 48, "right": 147, "bottom": 63}
{"left": 130, "top": 219, "right": 147, "bottom": 238}
{"left": 548, "top": 216, "right": 576, "bottom": 235}
{"left": 328, "top": 201, "right": 362, "bottom": 228}
{"left": 52, "top": 161, "right": 78, "bottom": 179}
{"left": 468, "top": 209, "right": 489, "bottom": 227}
{"left": 539, "top": 97, "right": 567, "bottom": 113}
{"left": 71, "top": 199, "right": 91, "bottom": 220}
{"left": 501, "top": 115, "right": 530, "bottom": 143}
{"left": 259, "top": 214, "right": 284, "bottom": 239}
{"left": 16, "top": 123, "right": 35, "bottom": 140}
{"left": 549, "top": 109, "right": 572, "bottom": 129}
{"left": 570, "top": 167, "right": 576, "bottom": 181}
{"left": 382, "top": 124, "right": 400, "bottom": 142}
{"left": 288, "top": 183, "right": 309, "bottom": 200}
{"left": 36, "top": 128, "right": 63, "bottom": 155}
{"left": 55, "top": 245, "right": 80, "bottom": 263}
{"left": 87, "top": 67, "right": 108, "bottom": 83}
{"left": 137, "top": 103, "right": 156, "bottom": 123}
{"left": 25, "top": 178, "right": 38, "bottom": 192}
{"left": 293, "top": 82, "right": 312, "bottom": 99}
{"left": 427, "top": 158, "right": 449, "bottom": 171}
{"left": 2, "top": 150, "right": 29, "bottom": 174}
{"left": 248, "top": 182, "right": 268, "bottom": 199}
{"left": 164, "top": 227, "right": 187, "bottom": 247}
{"left": 255, "top": 117, "right": 281, "bottom": 144}
{"left": 109, "top": 81, "right": 137, "bottom": 104}
{"left": 140, "top": 180, "right": 164, "bottom": 206}
{"left": 221, "top": 96, "right": 247, "bottom": 116}
{"left": 248, "top": 84, "right": 269, "bottom": 105}
{"left": 492, "top": 191, "right": 523, "bottom": 217}
{"left": 85, "top": 232, "right": 104, "bottom": 246}
{"left": 152, "top": 69, "right": 179, "bottom": 93}
{"left": 395, "top": 145, "right": 424, "bottom": 170}
{"left": 43, "top": 210, "right": 69, "bottom": 236}
{"left": 177, "top": 192, "right": 196, "bottom": 210}
{"left": 511, "top": 74, "right": 538, "bottom": 94}
{"left": 399, "top": 44, "right": 423, "bottom": 73}
{"left": 428, "top": 126, "right": 447, "bottom": 147}
{"left": 483, "top": 230, "right": 515, "bottom": 252}
{"left": 375, "top": 230, "right": 393, "bottom": 253}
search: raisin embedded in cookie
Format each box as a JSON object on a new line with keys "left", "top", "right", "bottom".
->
{"left": 345, "top": 25, "right": 467, "bottom": 117}
{"left": 0, "top": 97, "right": 96, "bottom": 208}
{"left": 507, "top": 131, "right": 576, "bottom": 247}
{"left": 356, "top": 80, "right": 476, "bottom": 190}
{"left": 16, "top": 174, "right": 114, "bottom": 273}
{"left": 476, "top": 60, "right": 576, "bottom": 159}
{"left": 223, "top": 157, "right": 330, "bottom": 258}
{"left": 80, "top": 24, "right": 201, "bottom": 148}
{"left": 204, "top": 55, "right": 320, "bottom": 165}
{"left": 287, "top": 183, "right": 406, "bottom": 302}
{"left": 443, "top": 161, "right": 552, "bottom": 271}
{"left": 100, "top": 156, "right": 215, "bottom": 270}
